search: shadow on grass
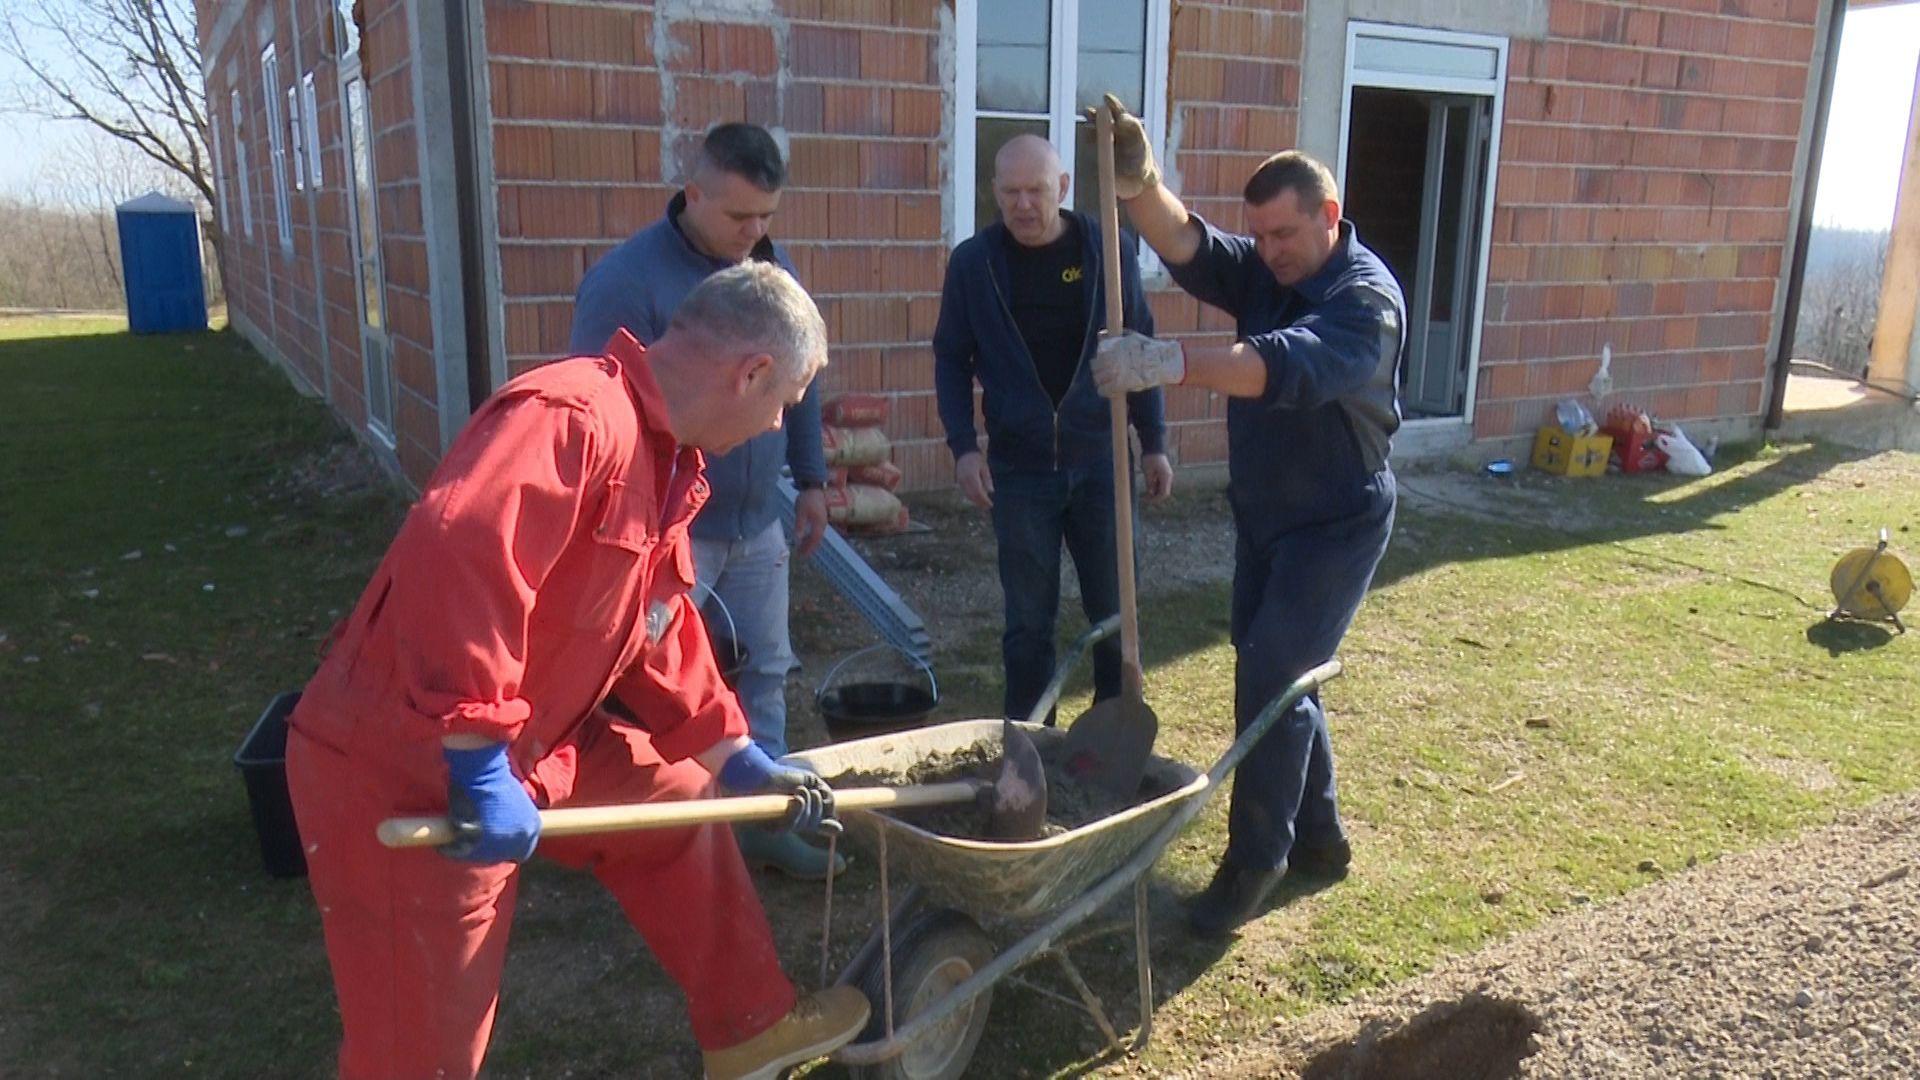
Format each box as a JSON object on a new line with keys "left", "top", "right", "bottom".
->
{"left": 1102, "top": 439, "right": 1896, "bottom": 678}
{"left": 1804, "top": 617, "right": 1902, "bottom": 656}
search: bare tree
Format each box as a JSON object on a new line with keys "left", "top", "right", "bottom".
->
{"left": 1795, "top": 229, "right": 1891, "bottom": 379}
{"left": 0, "top": 0, "right": 224, "bottom": 284}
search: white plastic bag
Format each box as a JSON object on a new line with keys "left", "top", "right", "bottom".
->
{"left": 1655, "top": 425, "right": 1711, "bottom": 476}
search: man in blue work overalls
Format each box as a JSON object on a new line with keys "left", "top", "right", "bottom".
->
{"left": 1088, "top": 96, "right": 1406, "bottom": 938}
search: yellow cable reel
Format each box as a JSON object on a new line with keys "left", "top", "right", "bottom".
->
{"left": 1827, "top": 529, "right": 1911, "bottom": 632}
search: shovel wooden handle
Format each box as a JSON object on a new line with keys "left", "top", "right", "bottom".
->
{"left": 376, "top": 780, "right": 988, "bottom": 849}
{"left": 1095, "top": 105, "right": 1145, "bottom": 696}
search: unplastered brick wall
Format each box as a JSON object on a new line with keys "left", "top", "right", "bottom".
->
{"left": 1150, "top": 0, "right": 1305, "bottom": 469}
{"left": 483, "top": 0, "right": 951, "bottom": 486}
{"left": 1475, "top": 0, "right": 1817, "bottom": 441}
{"left": 198, "top": 0, "right": 421, "bottom": 476}
{"left": 482, "top": 0, "right": 1305, "bottom": 489}
{"left": 358, "top": 0, "right": 445, "bottom": 484}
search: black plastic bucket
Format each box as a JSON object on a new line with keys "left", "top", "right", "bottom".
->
{"left": 234, "top": 691, "right": 306, "bottom": 879}
{"left": 815, "top": 644, "right": 939, "bottom": 742}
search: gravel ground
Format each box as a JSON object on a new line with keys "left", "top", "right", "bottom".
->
{"left": 1197, "top": 791, "right": 1920, "bottom": 1079}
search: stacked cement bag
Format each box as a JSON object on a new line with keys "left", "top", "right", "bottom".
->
{"left": 820, "top": 395, "right": 909, "bottom": 534}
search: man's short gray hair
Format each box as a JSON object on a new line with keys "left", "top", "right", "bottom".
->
{"left": 669, "top": 262, "right": 828, "bottom": 383}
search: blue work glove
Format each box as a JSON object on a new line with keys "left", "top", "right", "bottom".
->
{"left": 719, "top": 744, "right": 839, "bottom": 838}
{"left": 442, "top": 743, "right": 541, "bottom": 863}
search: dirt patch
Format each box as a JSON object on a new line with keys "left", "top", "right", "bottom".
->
{"left": 1205, "top": 791, "right": 1920, "bottom": 1079}
{"left": 273, "top": 442, "right": 389, "bottom": 501}
{"left": 1298, "top": 994, "right": 1542, "bottom": 1080}
{"left": 830, "top": 743, "right": 1152, "bottom": 838}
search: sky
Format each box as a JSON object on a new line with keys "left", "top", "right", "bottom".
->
{"left": 1813, "top": 2, "right": 1920, "bottom": 230}
{"left": 2, "top": 4, "right": 1918, "bottom": 224}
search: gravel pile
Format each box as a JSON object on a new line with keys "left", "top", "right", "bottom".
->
{"left": 1200, "top": 792, "right": 1919, "bottom": 1079}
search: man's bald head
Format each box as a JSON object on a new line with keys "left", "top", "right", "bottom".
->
{"left": 994, "top": 133, "right": 1063, "bottom": 182}
{"left": 991, "top": 134, "right": 1071, "bottom": 247}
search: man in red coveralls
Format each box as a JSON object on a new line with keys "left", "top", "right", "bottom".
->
{"left": 284, "top": 263, "right": 870, "bottom": 1080}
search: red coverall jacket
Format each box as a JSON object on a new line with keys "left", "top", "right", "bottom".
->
{"left": 292, "top": 330, "right": 747, "bottom": 787}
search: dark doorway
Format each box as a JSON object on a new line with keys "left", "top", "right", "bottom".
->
{"left": 1345, "top": 86, "right": 1494, "bottom": 420}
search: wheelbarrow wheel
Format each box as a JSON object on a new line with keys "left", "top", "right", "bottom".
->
{"left": 850, "top": 908, "right": 996, "bottom": 1080}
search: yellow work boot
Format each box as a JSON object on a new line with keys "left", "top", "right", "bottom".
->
{"left": 703, "top": 985, "right": 871, "bottom": 1080}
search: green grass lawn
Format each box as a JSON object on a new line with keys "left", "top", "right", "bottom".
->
{"left": 2, "top": 315, "right": 1914, "bottom": 1077}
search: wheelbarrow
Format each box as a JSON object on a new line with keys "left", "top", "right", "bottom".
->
{"left": 784, "top": 619, "right": 1344, "bottom": 1078}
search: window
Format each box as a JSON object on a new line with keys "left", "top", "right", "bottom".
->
{"left": 230, "top": 90, "right": 253, "bottom": 238}
{"left": 301, "top": 73, "right": 323, "bottom": 188}
{"left": 287, "top": 84, "right": 306, "bottom": 192}
{"left": 260, "top": 44, "right": 293, "bottom": 251}
{"left": 953, "top": 0, "right": 1171, "bottom": 243}
{"left": 211, "top": 114, "right": 230, "bottom": 232}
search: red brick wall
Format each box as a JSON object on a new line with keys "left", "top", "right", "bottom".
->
{"left": 482, "top": 0, "right": 1303, "bottom": 487}
{"left": 199, "top": 0, "right": 433, "bottom": 480}
{"left": 484, "top": 0, "right": 955, "bottom": 484}
{"left": 1475, "top": 0, "right": 1817, "bottom": 440}
{"left": 358, "top": 0, "right": 445, "bottom": 485}
{"left": 1153, "top": 0, "right": 1305, "bottom": 469}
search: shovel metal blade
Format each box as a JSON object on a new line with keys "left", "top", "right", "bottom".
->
{"left": 988, "top": 720, "right": 1049, "bottom": 840}
{"left": 1062, "top": 692, "right": 1158, "bottom": 799}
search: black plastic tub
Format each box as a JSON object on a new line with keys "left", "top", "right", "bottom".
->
{"left": 817, "top": 681, "right": 938, "bottom": 742}
{"left": 234, "top": 691, "right": 307, "bottom": 879}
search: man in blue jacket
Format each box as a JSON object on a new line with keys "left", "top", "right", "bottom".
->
{"left": 933, "top": 133, "right": 1171, "bottom": 725}
{"left": 570, "top": 123, "right": 839, "bottom": 879}
{"left": 1089, "top": 97, "right": 1405, "bottom": 938}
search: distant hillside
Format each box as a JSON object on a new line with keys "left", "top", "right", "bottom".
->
{"left": 1803, "top": 226, "right": 1890, "bottom": 279}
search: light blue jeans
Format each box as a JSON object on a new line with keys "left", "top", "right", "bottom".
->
{"left": 692, "top": 519, "right": 797, "bottom": 759}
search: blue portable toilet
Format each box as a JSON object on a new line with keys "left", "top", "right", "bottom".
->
{"left": 116, "top": 191, "right": 208, "bottom": 334}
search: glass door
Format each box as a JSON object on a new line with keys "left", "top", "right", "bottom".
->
{"left": 335, "top": 5, "right": 393, "bottom": 444}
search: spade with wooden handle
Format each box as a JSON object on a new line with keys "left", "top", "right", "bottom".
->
{"left": 377, "top": 780, "right": 997, "bottom": 849}
{"left": 1060, "top": 102, "right": 1159, "bottom": 799}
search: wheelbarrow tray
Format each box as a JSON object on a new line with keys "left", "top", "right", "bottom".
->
{"left": 787, "top": 719, "right": 1206, "bottom": 922}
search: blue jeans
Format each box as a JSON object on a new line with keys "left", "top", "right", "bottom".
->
{"left": 989, "top": 466, "right": 1124, "bottom": 723}
{"left": 1226, "top": 469, "right": 1395, "bottom": 871}
{"left": 691, "top": 520, "right": 797, "bottom": 758}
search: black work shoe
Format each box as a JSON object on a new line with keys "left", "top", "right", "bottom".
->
{"left": 1287, "top": 837, "right": 1352, "bottom": 881}
{"left": 1186, "top": 860, "right": 1285, "bottom": 939}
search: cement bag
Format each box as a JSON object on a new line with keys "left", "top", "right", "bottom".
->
{"left": 823, "top": 394, "right": 890, "bottom": 427}
{"left": 844, "top": 461, "right": 902, "bottom": 491}
{"left": 822, "top": 424, "right": 891, "bottom": 467}
{"left": 1655, "top": 426, "right": 1711, "bottom": 476}
{"left": 825, "top": 484, "right": 904, "bottom": 528}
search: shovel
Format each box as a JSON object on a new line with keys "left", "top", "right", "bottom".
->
{"left": 1060, "top": 103, "right": 1159, "bottom": 799}
{"left": 377, "top": 774, "right": 1050, "bottom": 848}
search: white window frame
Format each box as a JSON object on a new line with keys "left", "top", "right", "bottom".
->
{"left": 1337, "top": 21, "right": 1508, "bottom": 428}
{"left": 211, "top": 113, "right": 230, "bottom": 232}
{"left": 951, "top": 0, "right": 1171, "bottom": 246}
{"left": 260, "top": 43, "right": 293, "bottom": 252}
{"left": 287, "top": 83, "right": 306, "bottom": 192}
{"left": 301, "top": 72, "right": 323, "bottom": 188}
{"left": 230, "top": 90, "right": 253, "bottom": 238}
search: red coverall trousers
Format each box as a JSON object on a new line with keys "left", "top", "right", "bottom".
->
{"left": 289, "top": 710, "right": 796, "bottom": 1079}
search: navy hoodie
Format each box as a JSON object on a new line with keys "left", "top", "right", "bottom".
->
{"left": 932, "top": 211, "right": 1166, "bottom": 474}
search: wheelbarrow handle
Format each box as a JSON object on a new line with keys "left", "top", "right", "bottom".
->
{"left": 1204, "top": 659, "right": 1344, "bottom": 789}
{"left": 1022, "top": 615, "right": 1123, "bottom": 725}
{"left": 375, "top": 780, "right": 987, "bottom": 849}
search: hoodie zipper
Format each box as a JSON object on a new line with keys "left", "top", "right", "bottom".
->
{"left": 984, "top": 252, "right": 1062, "bottom": 470}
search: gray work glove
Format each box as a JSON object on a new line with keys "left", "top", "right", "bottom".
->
{"left": 1093, "top": 330, "right": 1186, "bottom": 398}
{"left": 1085, "top": 92, "right": 1160, "bottom": 199}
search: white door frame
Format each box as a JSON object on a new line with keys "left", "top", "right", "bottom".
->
{"left": 1337, "top": 21, "right": 1508, "bottom": 427}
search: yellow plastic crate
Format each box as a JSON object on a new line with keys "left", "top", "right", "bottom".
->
{"left": 1531, "top": 424, "right": 1612, "bottom": 477}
